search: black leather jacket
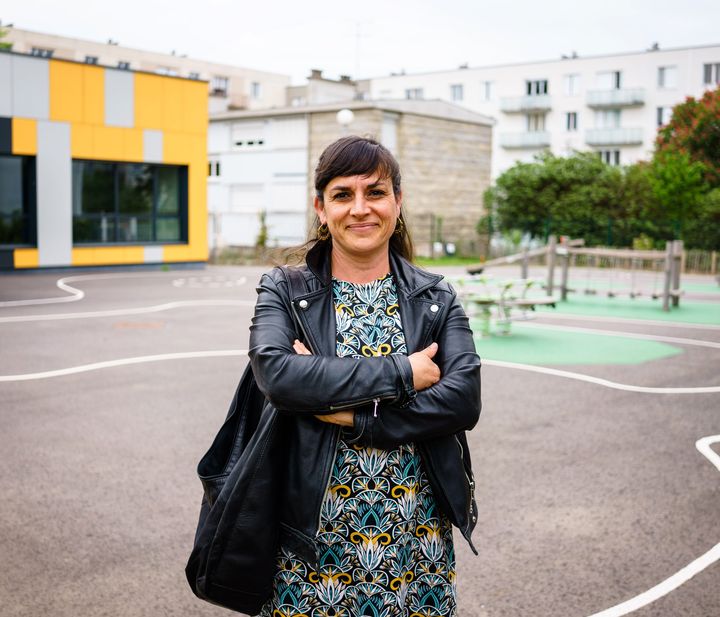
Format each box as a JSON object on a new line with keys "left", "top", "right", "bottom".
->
{"left": 248, "top": 240, "right": 482, "bottom": 565}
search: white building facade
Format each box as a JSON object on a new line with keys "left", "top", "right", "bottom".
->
{"left": 364, "top": 44, "right": 720, "bottom": 177}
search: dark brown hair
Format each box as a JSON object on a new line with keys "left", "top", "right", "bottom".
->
{"left": 311, "top": 135, "right": 414, "bottom": 261}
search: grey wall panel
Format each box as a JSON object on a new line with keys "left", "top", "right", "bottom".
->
{"left": 144, "top": 246, "right": 163, "bottom": 263}
{"left": 37, "top": 121, "right": 72, "bottom": 267}
{"left": 143, "top": 130, "right": 163, "bottom": 162}
{"left": 0, "top": 54, "right": 12, "bottom": 117}
{"left": 11, "top": 56, "right": 49, "bottom": 120}
{"left": 104, "top": 70, "right": 134, "bottom": 127}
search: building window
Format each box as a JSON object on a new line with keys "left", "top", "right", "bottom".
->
{"left": 208, "top": 159, "right": 221, "bottom": 177}
{"left": 211, "top": 76, "right": 229, "bottom": 96}
{"left": 526, "top": 79, "right": 548, "bottom": 95}
{"left": 703, "top": 63, "right": 720, "bottom": 85}
{"left": 405, "top": 88, "right": 424, "bottom": 100}
{"left": 526, "top": 113, "right": 546, "bottom": 132}
{"left": 450, "top": 84, "right": 464, "bottom": 101}
{"left": 155, "top": 67, "right": 178, "bottom": 77}
{"left": 72, "top": 161, "right": 187, "bottom": 244}
{"left": 597, "top": 150, "right": 620, "bottom": 166}
{"left": 480, "top": 81, "right": 494, "bottom": 101}
{"left": 188, "top": 71, "right": 201, "bottom": 80}
{"left": 657, "top": 66, "right": 677, "bottom": 89}
{"left": 597, "top": 70, "right": 622, "bottom": 89}
{"left": 565, "top": 112, "right": 578, "bottom": 131}
{"left": 563, "top": 73, "right": 580, "bottom": 96}
{"left": 0, "top": 155, "right": 36, "bottom": 246}
{"left": 117, "top": 61, "right": 131, "bottom": 70}
{"left": 657, "top": 106, "right": 673, "bottom": 127}
{"left": 595, "top": 108, "right": 621, "bottom": 128}
{"left": 85, "top": 55, "right": 99, "bottom": 65}
{"left": 251, "top": 81, "right": 262, "bottom": 99}
{"left": 30, "top": 47, "right": 53, "bottom": 58}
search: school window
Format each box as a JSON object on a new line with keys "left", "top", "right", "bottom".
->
{"left": 188, "top": 72, "right": 201, "bottom": 80}
{"left": 597, "top": 150, "right": 620, "bottom": 166}
{"left": 71, "top": 161, "right": 187, "bottom": 244}
{"left": 84, "top": 55, "right": 99, "bottom": 65}
{"left": 405, "top": 88, "right": 424, "bottom": 100}
{"left": 563, "top": 73, "right": 580, "bottom": 96}
{"left": 526, "top": 113, "right": 546, "bottom": 132}
{"left": 0, "top": 155, "right": 36, "bottom": 246}
{"left": 657, "top": 66, "right": 677, "bottom": 88}
{"left": 526, "top": 79, "right": 548, "bottom": 96}
{"left": 597, "top": 70, "right": 622, "bottom": 89}
{"left": 703, "top": 63, "right": 720, "bottom": 85}
{"left": 565, "top": 112, "right": 578, "bottom": 131}
{"left": 480, "top": 81, "right": 494, "bottom": 101}
{"left": 450, "top": 84, "right": 464, "bottom": 101}
{"left": 251, "top": 82, "right": 262, "bottom": 99}
{"left": 30, "top": 47, "right": 53, "bottom": 58}
{"left": 595, "top": 108, "right": 621, "bottom": 128}
{"left": 117, "top": 61, "right": 131, "bottom": 70}
{"left": 657, "top": 107, "right": 673, "bottom": 127}
{"left": 211, "top": 76, "right": 229, "bottom": 96}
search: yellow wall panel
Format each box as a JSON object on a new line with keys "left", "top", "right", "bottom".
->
{"left": 72, "top": 124, "right": 94, "bottom": 159}
{"left": 12, "top": 118, "right": 37, "bottom": 155}
{"left": 72, "top": 246, "right": 146, "bottom": 266}
{"left": 123, "top": 128, "right": 144, "bottom": 161}
{"left": 92, "top": 125, "right": 126, "bottom": 161}
{"left": 134, "top": 73, "right": 166, "bottom": 129}
{"left": 181, "top": 80, "right": 209, "bottom": 135}
{"left": 50, "top": 61, "right": 84, "bottom": 123}
{"left": 83, "top": 65, "right": 105, "bottom": 125}
{"left": 164, "top": 79, "right": 184, "bottom": 132}
{"left": 13, "top": 249, "right": 39, "bottom": 269}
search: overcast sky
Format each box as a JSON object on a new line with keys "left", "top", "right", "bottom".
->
{"left": 2, "top": 0, "right": 718, "bottom": 83}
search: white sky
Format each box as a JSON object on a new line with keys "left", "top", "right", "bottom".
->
{"left": 2, "top": 0, "right": 719, "bottom": 84}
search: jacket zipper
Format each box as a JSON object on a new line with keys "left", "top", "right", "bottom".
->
{"left": 455, "top": 435, "right": 476, "bottom": 525}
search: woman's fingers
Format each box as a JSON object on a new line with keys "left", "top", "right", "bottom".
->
{"left": 293, "top": 339, "right": 312, "bottom": 355}
{"left": 314, "top": 411, "right": 354, "bottom": 427}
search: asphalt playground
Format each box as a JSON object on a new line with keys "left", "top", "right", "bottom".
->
{"left": 0, "top": 262, "right": 718, "bottom": 617}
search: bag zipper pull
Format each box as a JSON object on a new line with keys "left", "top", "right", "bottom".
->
{"left": 373, "top": 398, "right": 380, "bottom": 418}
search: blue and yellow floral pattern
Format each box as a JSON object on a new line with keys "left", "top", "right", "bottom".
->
{"left": 260, "top": 274, "right": 456, "bottom": 617}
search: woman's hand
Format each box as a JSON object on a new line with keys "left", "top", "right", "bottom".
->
{"left": 408, "top": 342, "right": 441, "bottom": 391}
{"left": 294, "top": 339, "right": 356, "bottom": 428}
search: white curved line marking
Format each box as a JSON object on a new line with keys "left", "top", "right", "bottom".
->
{"left": 0, "top": 273, "right": 247, "bottom": 308}
{"left": 518, "top": 322, "right": 720, "bottom": 349}
{"left": 0, "top": 299, "right": 255, "bottom": 323}
{"left": 0, "top": 350, "right": 248, "bottom": 382}
{"left": 483, "top": 359, "right": 720, "bottom": 394}
{"left": 537, "top": 311, "right": 720, "bottom": 331}
{"left": 587, "top": 436, "right": 720, "bottom": 617}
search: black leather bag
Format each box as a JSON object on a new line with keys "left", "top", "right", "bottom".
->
{"left": 185, "top": 267, "right": 305, "bottom": 614}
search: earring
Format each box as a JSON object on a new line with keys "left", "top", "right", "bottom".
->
{"left": 317, "top": 223, "right": 330, "bottom": 241}
{"left": 393, "top": 217, "right": 405, "bottom": 236}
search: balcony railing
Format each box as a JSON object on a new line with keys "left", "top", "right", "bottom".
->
{"left": 499, "top": 95, "right": 552, "bottom": 113}
{"left": 585, "top": 127, "right": 644, "bottom": 146}
{"left": 586, "top": 88, "right": 645, "bottom": 108}
{"left": 499, "top": 131, "right": 551, "bottom": 149}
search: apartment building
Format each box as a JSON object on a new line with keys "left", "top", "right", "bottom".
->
{"left": 2, "top": 25, "right": 289, "bottom": 113}
{"left": 363, "top": 43, "right": 720, "bottom": 177}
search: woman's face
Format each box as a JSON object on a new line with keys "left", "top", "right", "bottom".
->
{"left": 314, "top": 171, "right": 401, "bottom": 260}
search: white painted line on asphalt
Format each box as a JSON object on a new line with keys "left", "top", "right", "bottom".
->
{"left": 0, "top": 299, "right": 255, "bottom": 323}
{"left": 0, "top": 273, "right": 247, "bottom": 308}
{"left": 536, "top": 311, "right": 720, "bottom": 331}
{"left": 587, "top": 436, "right": 720, "bottom": 617}
{"left": 0, "top": 350, "right": 249, "bottom": 382}
{"left": 518, "top": 322, "right": 720, "bottom": 349}
{"left": 483, "top": 359, "right": 720, "bottom": 393}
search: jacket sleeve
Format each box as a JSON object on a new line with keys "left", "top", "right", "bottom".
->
{"left": 248, "top": 270, "right": 416, "bottom": 414}
{"left": 345, "top": 293, "right": 481, "bottom": 449}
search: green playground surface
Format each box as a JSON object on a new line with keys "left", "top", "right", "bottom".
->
{"left": 472, "top": 321, "right": 683, "bottom": 366}
{"left": 530, "top": 293, "right": 720, "bottom": 325}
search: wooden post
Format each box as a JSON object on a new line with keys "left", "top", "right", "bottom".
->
{"left": 662, "top": 241, "right": 672, "bottom": 312}
{"left": 672, "top": 240, "right": 683, "bottom": 307}
{"left": 560, "top": 250, "right": 570, "bottom": 301}
{"left": 521, "top": 248, "right": 529, "bottom": 279}
{"left": 546, "top": 235, "right": 557, "bottom": 297}
{"left": 711, "top": 251, "right": 717, "bottom": 275}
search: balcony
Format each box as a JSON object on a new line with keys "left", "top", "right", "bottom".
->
{"left": 499, "top": 131, "right": 551, "bottom": 149}
{"left": 585, "top": 127, "right": 644, "bottom": 146}
{"left": 499, "top": 95, "right": 552, "bottom": 113}
{"left": 586, "top": 88, "right": 645, "bottom": 108}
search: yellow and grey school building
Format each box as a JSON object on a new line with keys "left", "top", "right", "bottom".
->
{"left": 0, "top": 52, "right": 207, "bottom": 270}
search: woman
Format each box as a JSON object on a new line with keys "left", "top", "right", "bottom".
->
{"left": 248, "top": 135, "right": 481, "bottom": 616}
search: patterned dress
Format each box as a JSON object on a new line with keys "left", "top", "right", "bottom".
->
{"left": 260, "top": 273, "right": 456, "bottom": 617}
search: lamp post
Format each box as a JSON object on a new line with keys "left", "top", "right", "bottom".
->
{"left": 336, "top": 108, "right": 354, "bottom": 134}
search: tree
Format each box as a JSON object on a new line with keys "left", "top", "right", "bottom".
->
{"left": 0, "top": 26, "right": 12, "bottom": 51}
{"left": 656, "top": 86, "right": 720, "bottom": 187}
